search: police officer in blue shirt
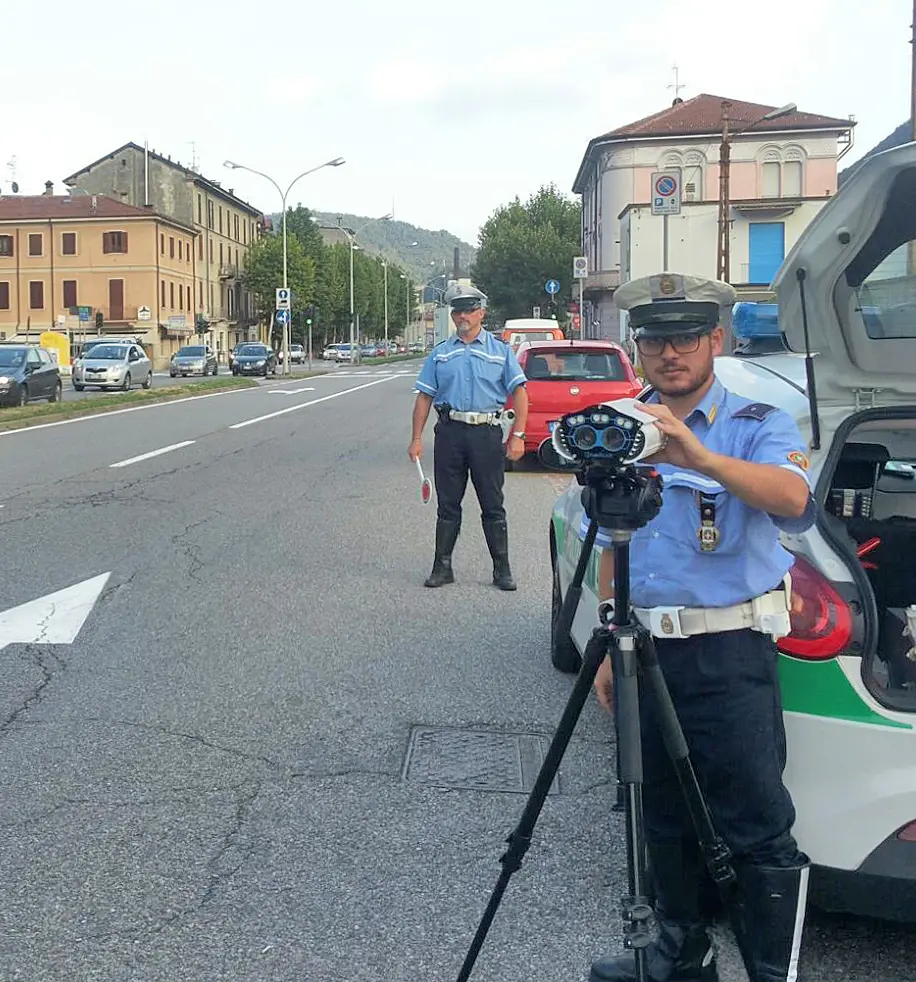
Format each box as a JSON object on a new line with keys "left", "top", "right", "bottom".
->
{"left": 408, "top": 284, "right": 529, "bottom": 591}
{"left": 586, "top": 273, "right": 815, "bottom": 982}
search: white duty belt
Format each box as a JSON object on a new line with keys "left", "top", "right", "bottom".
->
{"left": 633, "top": 576, "right": 792, "bottom": 641}
{"left": 448, "top": 410, "right": 503, "bottom": 426}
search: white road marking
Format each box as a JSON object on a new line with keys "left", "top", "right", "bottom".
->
{"left": 110, "top": 440, "right": 196, "bottom": 468}
{"left": 268, "top": 387, "right": 315, "bottom": 395}
{"left": 0, "top": 386, "right": 259, "bottom": 439}
{"left": 0, "top": 572, "right": 111, "bottom": 652}
{"left": 229, "top": 376, "right": 399, "bottom": 430}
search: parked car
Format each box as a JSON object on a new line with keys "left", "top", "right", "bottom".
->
{"left": 231, "top": 343, "right": 277, "bottom": 377}
{"left": 505, "top": 339, "right": 642, "bottom": 468}
{"left": 548, "top": 142, "right": 916, "bottom": 923}
{"left": 72, "top": 342, "right": 152, "bottom": 392}
{"left": 0, "top": 344, "right": 62, "bottom": 407}
{"left": 169, "top": 344, "right": 218, "bottom": 377}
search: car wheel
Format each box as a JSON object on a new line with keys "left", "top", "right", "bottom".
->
{"left": 143, "top": 372, "right": 153, "bottom": 390}
{"left": 50, "top": 380, "right": 62, "bottom": 403}
{"left": 551, "top": 553, "right": 582, "bottom": 674}
{"left": 169, "top": 369, "right": 176, "bottom": 378}
{"left": 17, "top": 386, "right": 28, "bottom": 407}
{"left": 121, "top": 373, "right": 131, "bottom": 392}
{"left": 73, "top": 383, "right": 85, "bottom": 392}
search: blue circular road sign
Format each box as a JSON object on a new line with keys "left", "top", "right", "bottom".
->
{"left": 545, "top": 279, "right": 560, "bottom": 295}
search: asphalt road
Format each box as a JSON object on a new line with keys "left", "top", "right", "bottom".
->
{"left": 0, "top": 364, "right": 911, "bottom": 982}
{"left": 60, "top": 359, "right": 363, "bottom": 401}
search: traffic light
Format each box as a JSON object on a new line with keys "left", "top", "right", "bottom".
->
{"left": 95, "top": 311, "right": 104, "bottom": 330}
{"left": 305, "top": 304, "right": 314, "bottom": 326}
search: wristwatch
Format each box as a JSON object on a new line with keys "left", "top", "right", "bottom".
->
{"left": 511, "top": 430, "right": 526, "bottom": 439}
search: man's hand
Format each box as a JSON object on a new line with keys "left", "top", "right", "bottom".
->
{"left": 506, "top": 435, "right": 525, "bottom": 461}
{"left": 594, "top": 656, "right": 614, "bottom": 713}
{"left": 408, "top": 438, "right": 423, "bottom": 462}
{"left": 639, "top": 403, "right": 713, "bottom": 472}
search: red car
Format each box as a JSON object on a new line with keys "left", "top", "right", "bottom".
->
{"left": 506, "top": 340, "right": 643, "bottom": 467}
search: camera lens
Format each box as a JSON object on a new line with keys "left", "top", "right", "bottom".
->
{"left": 601, "top": 426, "right": 627, "bottom": 453}
{"left": 573, "top": 425, "right": 598, "bottom": 450}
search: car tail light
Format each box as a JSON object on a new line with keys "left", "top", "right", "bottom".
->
{"left": 777, "top": 555, "right": 853, "bottom": 660}
{"left": 898, "top": 821, "right": 916, "bottom": 842}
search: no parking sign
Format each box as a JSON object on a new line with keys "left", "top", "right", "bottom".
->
{"left": 651, "top": 170, "right": 682, "bottom": 216}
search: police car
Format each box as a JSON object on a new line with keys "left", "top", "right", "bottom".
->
{"left": 547, "top": 142, "right": 916, "bottom": 922}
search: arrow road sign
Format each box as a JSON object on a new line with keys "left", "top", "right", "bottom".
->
{"left": 0, "top": 573, "right": 111, "bottom": 652}
{"left": 545, "top": 279, "right": 560, "bottom": 296}
{"left": 276, "top": 288, "right": 291, "bottom": 311}
{"left": 275, "top": 309, "right": 290, "bottom": 326}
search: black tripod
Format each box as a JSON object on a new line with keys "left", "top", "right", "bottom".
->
{"left": 455, "top": 462, "right": 736, "bottom": 982}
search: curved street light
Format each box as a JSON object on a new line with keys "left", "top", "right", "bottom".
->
{"left": 224, "top": 157, "right": 345, "bottom": 373}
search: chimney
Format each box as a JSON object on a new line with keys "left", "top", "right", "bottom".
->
{"left": 43, "top": 181, "right": 54, "bottom": 196}
{"left": 90, "top": 195, "right": 98, "bottom": 214}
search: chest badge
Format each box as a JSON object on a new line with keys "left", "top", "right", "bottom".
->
{"left": 660, "top": 613, "right": 676, "bottom": 635}
{"left": 569, "top": 386, "right": 580, "bottom": 395}
{"left": 697, "top": 525, "right": 721, "bottom": 552}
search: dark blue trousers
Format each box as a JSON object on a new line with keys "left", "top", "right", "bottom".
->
{"left": 637, "top": 628, "right": 803, "bottom": 867}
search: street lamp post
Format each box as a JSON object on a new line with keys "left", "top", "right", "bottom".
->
{"left": 319, "top": 214, "right": 392, "bottom": 364}
{"left": 381, "top": 260, "right": 389, "bottom": 355}
{"left": 223, "top": 156, "right": 345, "bottom": 375}
{"left": 400, "top": 273, "right": 411, "bottom": 343}
{"left": 716, "top": 102, "right": 796, "bottom": 284}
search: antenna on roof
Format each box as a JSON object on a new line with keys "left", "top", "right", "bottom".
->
{"left": 668, "top": 65, "right": 686, "bottom": 105}
{"left": 6, "top": 156, "right": 19, "bottom": 194}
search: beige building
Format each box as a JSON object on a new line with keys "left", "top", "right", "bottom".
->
{"left": 572, "top": 93, "right": 856, "bottom": 338}
{"left": 63, "top": 143, "right": 264, "bottom": 360}
{"left": 0, "top": 192, "right": 197, "bottom": 368}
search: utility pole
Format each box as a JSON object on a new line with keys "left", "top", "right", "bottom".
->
{"left": 909, "top": 0, "right": 916, "bottom": 273}
{"left": 716, "top": 100, "right": 733, "bottom": 284}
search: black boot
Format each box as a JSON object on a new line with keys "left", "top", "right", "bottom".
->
{"left": 731, "top": 861, "right": 809, "bottom": 982}
{"left": 482, "top": 519, "right": 516, "bottom": 591}
{"left": 424, "top": 520, "right": 460, "bottom": 588}
{"left": 590, "top": 841, "right": 719, "bottom": 982}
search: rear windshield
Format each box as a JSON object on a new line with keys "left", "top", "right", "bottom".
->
{"left": 524, "top": 350, "right": 626, "bottom": 382}
{"left": 510, "top": 332, "right": 558, "bottom": 345}
{"left": 178, "top": 346, "right": 206, "bottom": 356}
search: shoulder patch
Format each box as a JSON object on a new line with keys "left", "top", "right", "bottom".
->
{"left": 732, "top": 401, "right": 778, "bottom": 422}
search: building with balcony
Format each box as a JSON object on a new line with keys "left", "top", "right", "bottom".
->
{"left": 572, "top": 93, "right": 856, "bottom": 340}
{"left": 0, "top": 192, "right": 198, "bottom": 368}
{"left": 63, "top": 143, "right": 264, "bottom": 359}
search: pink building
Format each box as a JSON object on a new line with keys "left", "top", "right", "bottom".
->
{"left": 572, "top": 94, "right": 856, "bottom": 338}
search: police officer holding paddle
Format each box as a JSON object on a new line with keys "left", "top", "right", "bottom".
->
{"left": 408, "top": 284, "right": 528, "bottom": 591}
{"left": 585, "top": 273, "right": 815, "bottom": 982}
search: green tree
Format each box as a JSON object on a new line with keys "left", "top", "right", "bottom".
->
{"left": 242, "top": 233, "right": 316, "bottom": 344}
{"left": 471, "top": 183, "right": 581, "bottom": 325}
{"left": 284, "top": 206, "right": 326, "bottom": 265}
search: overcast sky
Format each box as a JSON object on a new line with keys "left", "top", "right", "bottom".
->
{"left": 3, "top": 0, "right": 910, "bottom": 245}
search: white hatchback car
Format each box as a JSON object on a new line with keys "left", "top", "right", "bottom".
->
{"left": 72, "top": 342, "right": 153, "bottom": 392}
{"left": 548, "top": 142, "right": 916, "bottom": 923}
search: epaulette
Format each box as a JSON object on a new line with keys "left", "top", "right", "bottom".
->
{"left": 732, "top": 402, "right": 778, "bottom": 421}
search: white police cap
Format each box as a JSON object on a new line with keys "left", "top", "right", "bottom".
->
{"left": 444, "top": 283, "right": 488, "bottom": 311}
{"left": 615, "top": 273, "right": 736, "bottom": 336}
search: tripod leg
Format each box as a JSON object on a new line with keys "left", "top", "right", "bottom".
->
{"left": 633, "top": 628, "right": 736, "bottom": 893}
{"left": 609, "top": 629, "right": 653, "bottom": 982}
{"left": 455, "top": 626, "right": 608, "bottom": 982}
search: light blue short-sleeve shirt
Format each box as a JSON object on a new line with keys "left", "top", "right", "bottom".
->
{"left": 414, "top": 331, "right": 526, "bottom": 412}
{"left": 578, "top": 376, "right": 816, "bottom": 608}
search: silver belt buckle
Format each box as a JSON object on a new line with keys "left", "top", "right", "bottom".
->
{"left": 647, "top": 606, "right": 687, "bottom": 639}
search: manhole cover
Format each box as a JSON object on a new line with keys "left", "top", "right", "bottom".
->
{"left": 401, "top": 726, "right": 560, "bottom": 794}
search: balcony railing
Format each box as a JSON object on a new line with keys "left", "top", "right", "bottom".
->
{"left": 219, "top": 264, "right": 238, "bottom": 280}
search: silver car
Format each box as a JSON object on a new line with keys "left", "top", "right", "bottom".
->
{"left": 169, "top": 344, "right": 218, "bottom": 377}
{"left": 547, "top": 142, "right": 916, "bottom": 922}
{"left": 72, "top": 343, "right": 153, "bottom": 391}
